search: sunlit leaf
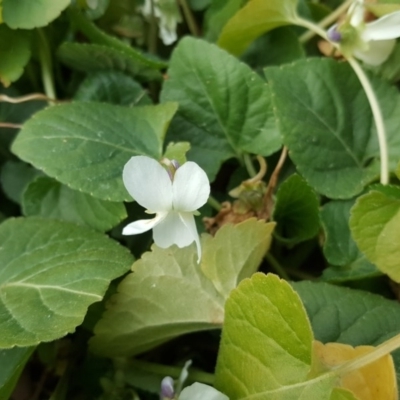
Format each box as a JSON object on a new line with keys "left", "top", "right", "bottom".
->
{"left": 313, "top": 341, "right": 397, "bottom": 400}
{"left": 201, "top": 219, "right": 275, "bottom": 299}
{"left": 350, "top": 186, "right": 400, "bottom": 281}
{"left": 90, "top": 243, "right": 225, "bottom": 357}
{"left": 2, "top": 0, "right": 70, "bottom": 28}
{"left": 217, "top": 0, "right": 298, "bottom": 55}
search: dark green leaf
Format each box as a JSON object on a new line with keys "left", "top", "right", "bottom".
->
{"left": 273, "top": 174, "right": 320, "bottom": 244}
{"left": 0, "top": 217, "right": 133, "bottom": 347}
{"left": 161, "top": 37, "right": 280, "bottom": 180}
{"left": 12, "top": 102, "right": 177, "bottom": 201}
{"left": 22, "top": 176, "right": 127, "bottom": 232}
{"left": 74, "top": 71, "right": 152, "bottom": 105}
{"left": 266, "top": 58, "right": 400, "bottom": 198}
{"left": 0, "top": 347, "right": 35, "bottom": 400}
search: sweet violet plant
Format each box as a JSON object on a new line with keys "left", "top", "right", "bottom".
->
{"left": 3, "top": 0, "right": 400, "bottom": 399}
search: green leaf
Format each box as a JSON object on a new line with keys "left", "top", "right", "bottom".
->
{"left": 201, "top": 219, "right": 275, "bottom": 299}
{"left": 266, "top": 58, "right": 400, "bottom": 199}
{"left": 0, "top": 217, "right": 133, "bottom": 347}
{"left": 217, "top": 0, "right": 299, "bottom": 56}
{"left": 320, "top": 200, "right": 379, "bottom": 282}
{"left": 293, "top": 280, "right": 400, "bottom": 345}
{"left": 330, "top": 388, "right": 359, "bottom": 400}
{"left": 12, "top": 102, "right": 178, "bottom": 201}
{"left": 22, "top": 176, "right": 127, "bottom": 232}
{"left": 0, "top": 25, "right": 31, "bottom": 87}
{"left": 57, "top": 43, "right": 161, "bottom": 82}
{"left": 350, "top": 187, "right": 400, "bottom": 281}
{"left": 90, "top": 243, "right": 225, "bottom": 357}
{"left": 2, "top": 0, "right": 70, "bottom": 28}
{"left": 214, "top": 273, "right": 340, "bottom": 399}
{"left": 204, "top": 0, "right": 246, "bottom": 42}
{"left": 0, "top": 161, "right": 42, "bottom": 204}
{"left": 241, "top": 26, "right": 305, "bottom": 70}
{"left": 0, "top": 347, "right": 35, "bottom": 400}
{"left": 163, "top": 142, "right": 191, "bottom": 165}
{"left": 273, "top": 174, "right": 320, "bottom": 244}
{"left": 161, "top": 37, "right": 281, "bottom": 180}
{"left": 74, "top": 71, "right": 152, "bottom": 106}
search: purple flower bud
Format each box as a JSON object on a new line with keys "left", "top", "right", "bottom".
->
{"left": 327, "top": 24, "right": 342, "bottom": 42}
{"left": 161, "top": 376, "right": 175, "bottom": 399}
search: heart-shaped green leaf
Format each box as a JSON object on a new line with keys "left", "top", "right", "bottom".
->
{"left": 2, "top": 0, "right": 70, "bottom": 28}
{"left": 0, "top": 217, "right": 133, "bottom": 347}
{"left": 12, "top": 102, "right": 177, "bottom": 201}
{"left": 161, "top": 37, "right": 280, "bottom": 180}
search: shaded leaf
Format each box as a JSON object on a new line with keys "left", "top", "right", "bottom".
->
{"left": 22, "top": 176, "right": 127, "bottom": 232}
{"left": 57, "top": 42, "right": 161, "bottom": 82}
{"left": 0, "top": 161, "right": 42, "bottom": 204}
{"left": 0, "top": 347, "right": 35, "bottom": 400}
{"left": 12, "top": 102, "right": 177, "bottom": 201}
{"left": 292, "top": 280, "right": 400, "bottom": 347}
{"left": 273, "top": 174, "right": 320, "bottom": 244}
{"left": 2, "top": 0, "right": 69, "bottom": 28}
{"left": 90, "top": 243, "right": 225, "bottom": 357}
{"left": 350, "top": 186, "right": 400, "bottom": 281}
{"left": 161, "top": 37, "right": 280, "bottom": 180}
{"left": 201, "top": 219, "right": 275, "bottom": 299}
{"left": 217, "top": 0, "right": 298, "bottom": 55}
{"left": 0, "top": 25, "right": 31, "bottom": 87}
{"left": 0, "top": 217, "right": 133, "bottom": 347}
{"left": 321, "top": 200, "right": 379, "bottom": 282}
{"left": 74, "top": 71, "right": 152, "bottom": 106}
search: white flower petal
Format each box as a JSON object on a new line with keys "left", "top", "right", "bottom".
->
{"left": 172, "top": 162, "right": 210, "bottom": 212}
{"left": 354, "top": 39, "right": 395, "bottom": 65}
{"left": 349, "top": 0, "right": 365, "bottom": 27}
{"left": 122, "top": 212, "right": 167, "bottom": 235}
{"left": 179, "top": 212, "right": 202, "bottom": 262}
{"left": 123, "top": 156, "right": 173, "bottom": 211}
{"left": 362, "top": 11, "right": 400, "bottom": 41}
{"left": 159, "top": 24, "right": 178, "bottom": 45}
{"left": 152, "top": 211, "right": 195, "bottom": 249}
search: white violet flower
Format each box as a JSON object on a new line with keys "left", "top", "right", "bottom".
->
{"left": 142, "top": 0, "right": 182, "bottom": 45}
{"left": 122, "top": 155, "right": 210, "bottom": 262}
{"left": 327, "top": 0, "right": 400, "bottom": 65}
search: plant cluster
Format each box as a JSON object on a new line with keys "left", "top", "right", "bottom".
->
{"left": 2, "top": 0, "right": 400, "bottom": 399}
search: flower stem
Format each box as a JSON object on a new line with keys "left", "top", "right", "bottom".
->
{"left": 37, "top": 29, "right": 56, "bottom": 101}
{"left": 295, "top": 18, "right": 389, "bottom": 185}
{"left": 334, "top": 333, "right": 400, "bottom": 376}
{"left": 207, "top": 195, "right": 222, "bottom": 211}
{"left": 178, "top": 0, "right": 200, "bottom": 36}
{"left": 128, "top": 359, "right": 215, "bottom": 385}
{"left": 347, "top": 57, "right": 389, "bottom": 184}
{"left": 243, "top": 153, "right": 257, "bottom": 177}
{"left": 299, "top": 0, "right": 353, "bottom": 43}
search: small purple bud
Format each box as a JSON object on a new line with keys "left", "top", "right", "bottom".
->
{"left": 327, "top": 24, "right": 342, "bottom": 43}
{"left": 171, "top": 159, "right": 180, "bottom": 170}
{"left": 161, "top": 376, "right": 175, "bottom": 399}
